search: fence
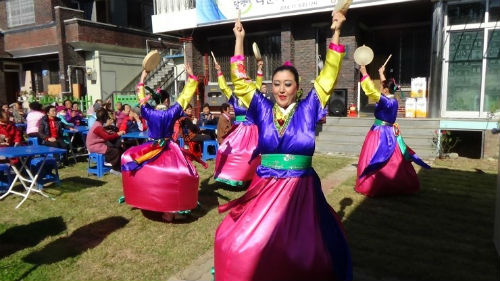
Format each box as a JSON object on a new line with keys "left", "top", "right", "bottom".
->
{"left": 29, "top": 95, "right": 93, "bottom": 111}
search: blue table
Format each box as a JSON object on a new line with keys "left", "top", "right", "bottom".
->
{"left": 121, "top": 131, "right": 149, "bottom": 140}
{"left": 0, "top": 145, "right": 66, "bottom": 208}
{"left": 199, "top": 124, "right": 216, "bottom": 131}
{"left": 64, "top": 126, "right": 89, "bottom": 163}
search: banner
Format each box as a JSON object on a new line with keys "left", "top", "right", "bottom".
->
{"left": 197, "top": 0, "right": 337, "bottom": 25}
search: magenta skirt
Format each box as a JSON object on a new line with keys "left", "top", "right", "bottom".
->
{"left": 215, "top": 174, "right": 351, "bottom": 281}
{"left": 355, "top": 130, "right": 419, "bottom": 196}
{"left": 121, "top": 142, "right": 199, "bottom": 212}
{"left": 214, "top": 123, "right": 260, "bottom": 186}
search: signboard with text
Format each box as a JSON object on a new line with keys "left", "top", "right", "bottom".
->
{"left": 196, "top": 0, "right": 418, "bottom": 26}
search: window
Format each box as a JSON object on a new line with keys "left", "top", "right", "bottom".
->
{"left": 208, "top": 33, "right": 281, "bottom": 82}
{"left": 446, "top": 30, "right": 484, "bottom": 111}
{"left": 448, "top": 1, "right": 485, "bottom": 25}
{"left": 484, "top": 30, "right": 500, "bottom": 112}
{"left": 6, "top": 0, "right": 35, "bottom": 27}
{"left": 490, "top": 0, "right": 500, "bottom": 22}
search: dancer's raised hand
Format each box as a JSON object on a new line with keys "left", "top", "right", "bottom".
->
{"left": 233, "top": 20, "right": 245, "bottom": 39}
{"left": 185, "top": 63, "right": 194, "bottom": 77}
{"left": 360, "top": 65, "right": 368, "bottom": 77}
{"left": 331, "top": 11, "right": 346, "bottom": 31}
{"left": 215, "top": 62, "right": 222, "bottom": 73}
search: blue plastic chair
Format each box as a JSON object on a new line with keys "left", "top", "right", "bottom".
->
{"left": 88, "top": 153, "right": 111, "bottom": 178}
{"left": 202, "top": 140, "right": 218, "bottom": 161}
{"left": 178, "top": 137, "right": 185, "bottom": 148}
{"left": 28, "top": 137, "right": 39, "bottom": 146}
{"left": 0, "top": 163, "right": 13, "bottom": 193}
{"left": 29, "top": 156, "right": 60, "bottom": 189}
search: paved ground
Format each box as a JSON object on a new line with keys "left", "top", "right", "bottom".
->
{"left": 167, "top": 162, "right": 358, "bottom": 281}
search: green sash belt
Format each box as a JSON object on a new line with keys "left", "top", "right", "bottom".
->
{"left": 373, "top": 119, "right": 412, "bottom": 161}
{"left": 235, "top": 115, "right": 246, "bottom": 122}
{"left": 261, "top": 154, "right": 312, "bottom": 170}
{"left": 373, "top": 118, "right": 393, "bottom": 126}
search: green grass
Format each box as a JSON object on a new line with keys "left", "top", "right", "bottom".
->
{"left": 0, "top": 155, "right": 353, "bottom": 281}
{"left": 326, "top": 159, "right": 499, "bottom": 281}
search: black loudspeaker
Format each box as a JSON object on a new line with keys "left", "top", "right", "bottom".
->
{"left": 328, "top": 89, "right": 348, "bottom": 117}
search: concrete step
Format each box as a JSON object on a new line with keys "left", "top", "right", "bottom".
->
{"left": 317, "top": 126, "right": 437, "bottom": 137}
{"left": 323, "top": 117, "right": 440, "bottom": 129}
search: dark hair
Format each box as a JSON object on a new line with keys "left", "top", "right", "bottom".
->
{"left": 72, "top": 102, "right": 79, "bottom": 106}
{"left": 185, "top": 104, "right": 192, "bottom": 110}
{"left": 0, "top": 111, "right": 9, "bottom": 122}
{"left": 272, "top": 65, "right": 300, "bottom": 86}
{"left": 29, "top": 102, "right": 42, "bottom": 111}
{"left": 44, "top": 105, "right": 55, "bottom": 113}
{"left": 220, "top": 103, "right": 230, "bottom": 113}
{"left": 186, "top": 122, "right": 199, "bottom": 134}
{"left": 203, "top": 103, "right": 210, "bottom": 109}
{"left": 96, "top": 108, "right": 109, "bottom": 123}
{"left": 123, "top": 104, "right": 131, "bottom": 109}
{"left": 64, "top": 99, "right": 72, "bottom": 105}
{"left": 153, "top": 89, "right": 170, "bottom": 105}
{"left": 95, "top": 99, "right": 102, "bottom": 104}
{"left": 382, "top": 78, "right": 399, "bottom": 94}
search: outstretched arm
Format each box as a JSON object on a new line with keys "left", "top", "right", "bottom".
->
{"left": 256, "top": 60, "right": 264, "bottom": 91}
{"left": 314, "top": 12, "right": 346, "bottom": 108}
{"left": 231, "top": 19, "right": 256, "bottom": 108}
{"left": 176, "top": 63, "right": 199, "bottom": 110}
{"left": 215, "top": 62, "right": 232, "bottom": 99}
{"left": 359, "top": 65, "right": 381, "bottom": 102}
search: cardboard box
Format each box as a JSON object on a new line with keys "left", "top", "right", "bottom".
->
{"left": 416, "top": 97, "right": 427, "bottom": 118}
{"left": 410, "top": 77, "right": 427, "bottom": 98}
{"left": 405, "top": 98, "right": 416, "bottom": 118}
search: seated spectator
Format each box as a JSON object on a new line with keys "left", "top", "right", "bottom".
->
{"left": 1, "top": 104, "right": 9, "bottom": 114}
{"left": 39, "top": 105, "right": 73, "bottom": 165}
{"left": 217, "top": 103, "right": 232, "bottom": 144}
{"left": 63, "top": 99, "right": 73, "bottom": 116}
{"left": 57, "top": 106, "right": 75, "bottom": 128}
{"left": 26, "top": 101, "right": 45, "bottom": 138}
{"left": 39, "top": 105, "right": 73, "bottom": 149}
{"left": 86, "top": 108, "right": 124, "bottom": 174}
{"left": 10, "top": 102, "right": 25, "bottom": 124}
{"left": 69, "top": 102, "right": 83, "bottom": 126}
{"left": 119, "top": 107, "right": 147, "bottom": 133}
{"left": 0, "top": 111, "right": 22, "bottom": 147}
{"left": 114, "top": 102, "right": 127, "bottom": 127}
{"left": 172, "top": 104, "right": 194, "bottom": 142}
{"left": 180, "top": 118, "right": 212, "bottom": 158}
{"left": 197, "top": 103, "right": 216, "bottom": 126}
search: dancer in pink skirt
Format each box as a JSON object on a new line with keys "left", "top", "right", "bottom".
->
{"left": 214, "top": 12, "right": 352, "bottom": 281}
{"left": 121, "top": 64, "right": 206, "bottom": 222}
{"left": 355, "top": 64, "right": 430, "bottom": 197}
{"left": 212, "top": 61, "right": 262, "bottom": 186}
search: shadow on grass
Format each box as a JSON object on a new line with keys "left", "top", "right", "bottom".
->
{"left": 343, "top": 167, "right": 499, "bottom": 281}
{"left": 17, "top": 216, "right": 129, "bottom": 280}
{"left": 0, "top": 217, "right": 66, "bottom": 260}
{"left": 55, "top": 176, "right": 107, "bottom": 193}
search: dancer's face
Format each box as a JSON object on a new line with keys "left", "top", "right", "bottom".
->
{"left": 272, "top": 70, "right": 298, "bottom": 109}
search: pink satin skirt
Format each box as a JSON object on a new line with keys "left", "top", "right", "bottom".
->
{"left": 121, "top": 142, "right": 199, "bottom": 212}
{"left": 215, "top": 174, "right": 350, "bottom": 281}
{"left": 355, "top": 130, "right": 419, "bottom": 197}
{"left": 214, "top": 123, "right": 260, "bottom": 186}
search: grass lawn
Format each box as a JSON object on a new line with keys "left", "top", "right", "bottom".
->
{"left": 327, "top": 157, "right": 500, "bottom": 281}
{"left": 0, "top": 155, "right": 353, "bottom": 281}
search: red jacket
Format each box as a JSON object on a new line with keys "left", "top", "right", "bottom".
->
{"left": 119, "top": 117, "right": 147, "bottom": 133}
{"left": 0, "top": 121, "right": 22, "bottom": 146}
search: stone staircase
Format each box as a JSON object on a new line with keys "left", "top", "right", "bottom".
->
{"left": 145, "top": 64, "right": 175, "bottom": 90}
{"left": 315, "top": 117, "right": 439, "bottom": 159}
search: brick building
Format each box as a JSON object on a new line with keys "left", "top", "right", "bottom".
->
{"left": 152, "top": 0, "right": 500, "bottom": 159}
{"left": 0, "top": 0, "right": 175, "bottom": 105}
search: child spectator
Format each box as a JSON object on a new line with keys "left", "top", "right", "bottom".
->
{"left": 26, "top": 102, "right": 45, "bottom": 138}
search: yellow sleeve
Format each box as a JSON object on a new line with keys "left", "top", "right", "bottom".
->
{"left": 256, "top": 71, "right": 263, "bottom": 91}
{"left": 314, "top": 44, "right": 346, "bottom": 108}
{"left": 360, "top": 76, "right": 381, "bottom": 102}
{"left": 137, "top": 84, "right": 147, "bottom": 105}
{"left": 231, "top": 56, "right": 256, "bottom": 108}
{"left": 217, "top": 74, "right": 233, "bottom": 99}
{"left": 176, "top": 76, "right": 199, "bottom": 109}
